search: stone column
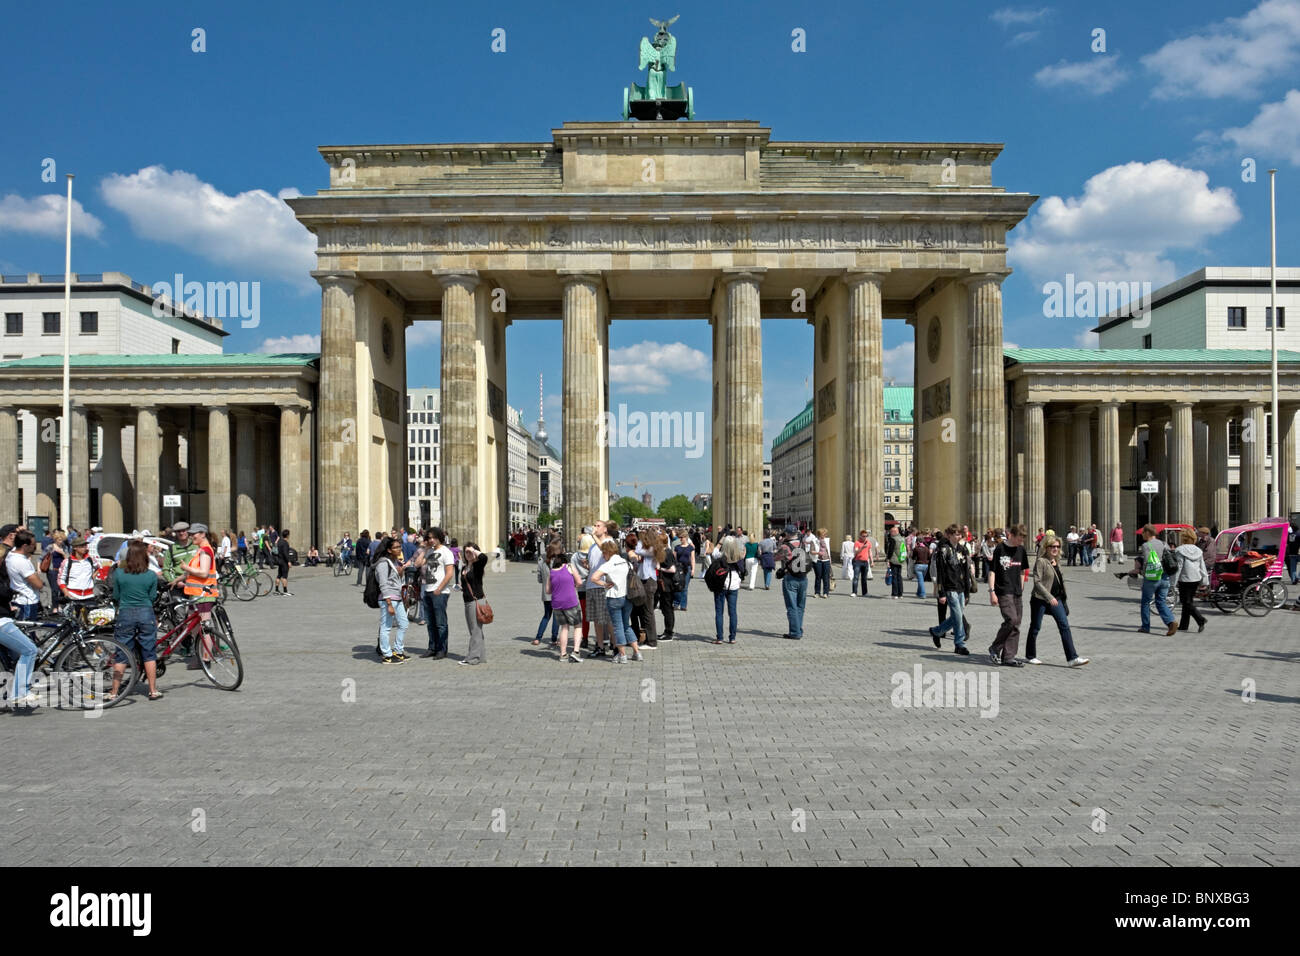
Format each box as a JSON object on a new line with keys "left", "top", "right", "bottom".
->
{"left": 439, "top": 271, "right": 480, "bottom": 541}
{"left": 1148, "top": 417, "right": 1168, "bottom": 524}
{"left": 561, "top": 272, "right": 602, "bottom": 545}
{"left": 1168, "top": 401, "right": 1194, "bottom": 525}
{"left": 1046, "top": 414, "right": 1070, "bottom": 532}
{"left": 1193, "top": 417, "right": 1209, "bottom": 525}
{"left": 0, "top": 408, "right": 17, "bottom": 522}
{"left": 722, "top": 268, "right": 764, "bottom": 535}
{"left": 1011, "top": 402, "right": 1025, "bottom": 526}
{"left": 207, "top": 406, "right": 231, "bottom": 534}
{"left": 234, "top": 409, "right": 258, "bottom": 533}
{"left": 1025, "top": 402, "right": 1046, "bottom": 539}
{"left": 314, "top": 272, "right": 360, "bottom": 548}
{"left": 1072, "top": 406, "right": 1093, "bottom": 528}
{"left": 1240, "top": 403, "right": 1267, "bottom": 523}
{"left": 69, "top": 404, "right": 90, "bottom": 530}
{"left": 1279, "top": 404, "right": 1299, "bottom": 514}
{"left": 1206, "top": 409, "right": 1230, "bottom": 532}
{"left": 97, "top": 411, "right": 125, "bottom": 532}
{"left": 280, "top": 406, "right": 303, "bottom": 537}
{"left": 964, "top": 274, "right": 1007, "bottom": 530}
{"left": 844, "top": 270, "right": 884, "bottom": 538}
{"left": 34, "top": 411, "right": 58, "bottom": 524}
{"left": 135, "top": 406, "right": 160, "bottom": 533}
{"left": 1097, "top": 402, "right": 1120, "bottom": 539}
{"left": 300, "top": 407, "right": 314, "bottom": 548}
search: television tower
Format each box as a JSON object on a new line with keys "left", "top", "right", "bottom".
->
{"left": 535, "top": 372, "right": 548, "bottom": 443}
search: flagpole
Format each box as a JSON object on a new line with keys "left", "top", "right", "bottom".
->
{"left": 1269, "top": 169, "right": 1279, "bottom": 517}
{"left": 60, "top": 173, "right": 74, "bottom": 531}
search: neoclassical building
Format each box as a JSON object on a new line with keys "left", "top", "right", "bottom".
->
{"left": 288, "top": 120, "right": 1035, "bottom": 548}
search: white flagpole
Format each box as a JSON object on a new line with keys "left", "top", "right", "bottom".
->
{"left": 60, "top": 173, "right": 74, "bottom": 531}
{"left": 1269, "top": 169, "right": 1279, "bottom": 517}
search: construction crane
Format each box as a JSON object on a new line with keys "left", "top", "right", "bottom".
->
{"left": 614, "top": 478, "right": 681, "bottom": 495}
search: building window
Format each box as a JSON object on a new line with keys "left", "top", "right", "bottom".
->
{"left": 1142, "top": 333, "right": 1152, "bottom": 349}
{"left": 42, "top": 312, "right": 59, "bottom": 335}
{"left": 171, "top": 338, "right": 181, "bottom": 354}
{"left": 4, "top": 313, "right": 20, "bottom": 335}
{"left": 1266, "top": 306, "right": 1286, "bottom": 330}
{"left": 80, "top": 311, "right": 98, "bottom": 334}
{"left": 1227, "top": 307, "right": 1246, "bottom": 329}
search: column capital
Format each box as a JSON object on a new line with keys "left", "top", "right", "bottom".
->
{"left": 434, "top": 269, "right": 479, "bottom": 290}
{"left": 843, "top": 269, "right": 886, "bottom": 289}
{"left": 1025, "top": 400, "right": 1045, "bottom": 410}
{"left": 557, "top": 270, "right": 602, "bottom": 288}
{"left": 960, "top": 270, "right": 1011, "bottom": 288}
{"left": 720, "top": 267, "right": 766, "bottom": 285}
{"left": 311, "top": 270, "right": 360, "bottom": 292}
{"left": 1098, "top": 399, "right": 1122, "bottom": 409}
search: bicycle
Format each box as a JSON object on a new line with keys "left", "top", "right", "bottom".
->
{"left": 10, "top": 606, "right": 140, "bottom": 709}
{"left": 150, "top": 597, "right": 243, "bottom": 690}
{"left": 334, "top": 553, "right": 354, "bottom": 577}
{"left": 218, "top": 561, "right": 263, "bottom": 601}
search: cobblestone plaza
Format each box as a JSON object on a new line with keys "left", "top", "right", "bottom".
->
{"left": 2, "top": 563, "right": 1294, "bottom": 866}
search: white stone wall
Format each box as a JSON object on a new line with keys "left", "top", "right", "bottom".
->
{"left": 1, "top": 289, "right": 222, "bottom": 358}
{"left": 1205, "top": 287, "right": 1299, "bottom": 350}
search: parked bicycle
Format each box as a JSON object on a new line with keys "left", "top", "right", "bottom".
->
{"left": 148, "top": 597, "right": 243, "bottom": 690}
{"left": 9, "top": 604, "right": 140, "bottom": 710}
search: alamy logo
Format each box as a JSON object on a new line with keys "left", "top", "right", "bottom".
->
{"left": 597, "top": 403, "right": 706, "bottom": 459}
{"left": 1041, "top": 274, "right": 1152, "bottom": 328}
{"left": 49, "top": 886, "right": 151, "bottom": 936}
{"left": 151, "top": 272, "right": 261, "bottom": 328}
{"left": 890, "top": 664, "right": 999, "bottom": 718}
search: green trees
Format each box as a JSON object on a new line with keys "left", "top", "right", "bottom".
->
{"left": 611, "top": 496, "right": 654, "bottom": 522}
{"left": 656, "top": 494, "right": 698, "bottom": 526}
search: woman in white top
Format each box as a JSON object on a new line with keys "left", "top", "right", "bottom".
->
{"left": 1173, "top": 528, "right": 1208, "bottom": 633}
{"left": 840, "top": 535, "right": 856, "bottom": 580}
{"left": 588, "top": 539, "right": 640, "bottom": 663}
{"left": 710, "top": 535, "right": 746, "bottom": 644}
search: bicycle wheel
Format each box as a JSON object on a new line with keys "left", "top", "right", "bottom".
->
{"left": 198, "top": 607, "right": 243, "bottom": 690}
{"left": 1210, "top": 586, "right": 1240, "bottom": 614}
{"left": 1263, "top": 580, "right": 1288, "bottom": 609}
{"left": 1241, "top": 583, "right": 1271, "bottom": 617}
{"left": 231, "top": 572, "right": 258, "bottom": 601}
{"left": 53, "top": 635, "right": 138, "bottom": 709}
{"left": 334, "top": 561, "right": 346, "bottom": 577}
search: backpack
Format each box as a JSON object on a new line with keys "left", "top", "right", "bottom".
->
{"left": 786, "top": 545, "right": 809, "bottom": 575}
{"left": 363, "top": 562, "right": 382, "bottom": 608}
{"left": 1143, "top": 546, "right": 1164, "bottom": 582}
{"left": 704, "top": 560, "right": 730, "bottom": 593}
{"left": 1160, "top": 547, "right": 1179, "bottom": 578}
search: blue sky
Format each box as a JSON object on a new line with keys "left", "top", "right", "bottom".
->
{"left": 2, "top": 0, "right": 1298, "bottom": 506}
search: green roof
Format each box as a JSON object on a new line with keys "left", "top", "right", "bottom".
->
{"left": 0, "top": 352, "right": 320, "bottom": 369}
{"left": 884, "top": 385, "right": 913, "bottom": 424}
{"left": 1004, "top": 348, "right": 1300, "bottom": 364}
{"left": 772, "top": 399, "right": 814, "bottom": 449}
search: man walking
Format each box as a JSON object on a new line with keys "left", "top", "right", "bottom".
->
{"left": 1136, "top": 524, "right": 1178, "bottom": 636}
{"left": 417, "top": 528, "right": 455, "bottom": 659}
{"left": 987, "top": 524, "right": 1028, "bottom": 667}
{"left": 776, "top": 524, "right": 810, "bottom": 639}
{"left": 929, "top": 524, "right": 974, "bottom": 655}
{"left": 1109, "top": 522, "right": 1125, "bottom": 563}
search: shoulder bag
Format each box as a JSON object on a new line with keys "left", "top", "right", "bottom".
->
{"left": 464, "top": 572, "right": 493, "bottom": 624}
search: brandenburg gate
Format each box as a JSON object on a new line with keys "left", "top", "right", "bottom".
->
{"left": 288, "top": 121, "right": 1034, "bottom": 548}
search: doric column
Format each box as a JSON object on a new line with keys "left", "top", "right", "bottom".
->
{"left": 135, "top": 406, "right": 160, "bottom": 533}
{"left": 69, "top": 404, "right": 90, "bottom": 530}
{"left": 561, "top": 272, "right": 602, "bottom": 545}
{"left": 1148, "top": 417, "right": 1168, "bottom": 524}
{"left": 1097, "top": 402, "right": 1120, "bottom": 538}
{"left": 313, "top": 272, "right": 360, "bottom": 548}
{"left": 207, "top": 406, "right": 231, "bottom": 533}
{"left": 722, "top": 268, "right": 764, "bottom": 535}
{"left": 0, "top": 408, "right": 17, "bottom": 522}
{"left": 1193, "top": 416, "right": 1209, "bottom": 525}
{"left": 1072, "top": 406, "right": 1093, "bottom": 528}
{"left": 1168, "top": 402, "right": 1194, "bottom": 525}
{"left": 234, "top": 409, "right": 258, "bottom": 533}
{"left": 279, "top": 406, "right": 302, "bottom": 536}
{"left": 964, "top": 274, "right": 1008, "bottom": 530}
{"left": 1025, "top": 402, "right": 1046, "bottom": 539}
{"left": 438, "top": 271, "right": 481, "bottom": 540}
{"left": 97, "top": 411, "right": 125, "bottom": 532}
{"left": 32, "top": 410, "right": 57, "bottom": 523}
{"left": 1279, "top": 404, "right": 1299, "bottom": 514}
{"left": 1240, "top": 403, "right": 1267, "bottom": 523}
{"left": 1046, "top": 413, "right": 1070, "bottom": 532}
{"left": 300, "top": 407, "right": 314, "bottom": 548}
{"left": 844, "top": 270, "right": 884, "bottom": 538}
{"left": 1206, "top": 409, "right": 1230, "bottom": 532}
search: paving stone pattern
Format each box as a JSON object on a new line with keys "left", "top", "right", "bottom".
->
{"left": 1, "top": 562, "right": 1295, "bottom": 866}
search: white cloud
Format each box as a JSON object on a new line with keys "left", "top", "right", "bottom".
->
{"left": 1143, "top": 0, "right": 1300, "bottom": 99}
{"left": 1220, "top": 89, "right": 1300, "bottom": 165}
{"left": 1008, "top": 160, "right": 1241, "bottom": 287}
{"left": 257, "top": 333, "right": 319, "bottom": 353}
{"left": 0, "top": 193, "right": 103, "bottom": 239}
{"left": 1034, "top": 55, "right": 1130, "bottom": 94}
{"left": 406, "top": 321, "right": 440, "bottom": 347}
{"left": 991, "top": 7, "right": 1050, "bottom": 27}
{"left": 883, "top": 340, "right": 914, "bottom": 384}
{"left": 99, "top": 166, "right": 315, "bottom": 288}
{"left": 1009, "top": 31, "right": 1040, "bottom": 46}
{"left": 1073, "top": 329, "right": 1100, "bottom": 348}
{"left": 609, "top": 341, "right": 709, "bottom": 393}
{"left": 1003, "top": 341, "right": 1021, "bottom": 350}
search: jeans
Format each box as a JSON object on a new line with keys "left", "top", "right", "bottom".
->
{"left": 423, "top": 590, "right": 449, "bottom": 655}
{"left": 0, "top": 619, "right": 37, "bottom": 699}
{"left": 13, "top": 602, "right": 39, "bottom": 622}
{"left": 355, "top": 560, "right": 366, "bottom": 586}
{"left": 674, "top": 575, "right": 691, "bottom": 609}
{"left": 813, "top": 560, "right": 831, "bottom": 596}
{"left": 933, "top": 590, "right": 967, "bottom": 646}
{"left": 890, "top": 564, "right": 904, "bottom": 597}
{"left": 914, "top": 563, "right": 928, "bottom": 598}
{"left": 713, "top": 588, "right": 738, "bottom": 642}
{"left": 763, "top": 567, "right": 773, "bottom": 588}
{"left": 1081, "top": 545, "right": 1093, "bottom": 566}
{"left": 534, "top": 600, "right": 559, "bottom": 642}
{"left": 1140, "top": 578, "right": 1173, "bottom": 629}
{"left": 114, "top": 606, "right": 158, "bottom": 663}
{"left": 607, "top": 595, "right": 634, "bottom": 647}
{"left": 852, "top": 559, "right": 871, "bottom": 595}
{"left": 379, "top": 602, "right": 408, "bottom": 656}
{"left": 1287, "top": 554, "right": 1299, "bottom": 585}
{"left": 1025, "top": 597, "right": 1078, "bottom": 661}
{"left": 782, "top": 573, "right": 807, "bottom": 638}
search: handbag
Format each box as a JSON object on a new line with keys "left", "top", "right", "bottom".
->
{"left": 40, "top": 551, "right": 53, "bottom": 574}
{"left": 627, "top": 570, "right": 648, "bottom": 606}
{"left": 464, "top": 574, "right": 493, "bottom": 624}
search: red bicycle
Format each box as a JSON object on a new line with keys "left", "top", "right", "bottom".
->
{"left": 150, "top": 598, "right": 244, "bottom": 690}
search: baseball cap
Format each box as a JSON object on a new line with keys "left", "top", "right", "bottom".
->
{"left": 171, "top": 521, "right": 190, "bottom": 532}
{"left": 0, "top": 523, "right": 18, "bottom": 539}
{"left": 190, "top": 523, "right": 209, "bottom": 534}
